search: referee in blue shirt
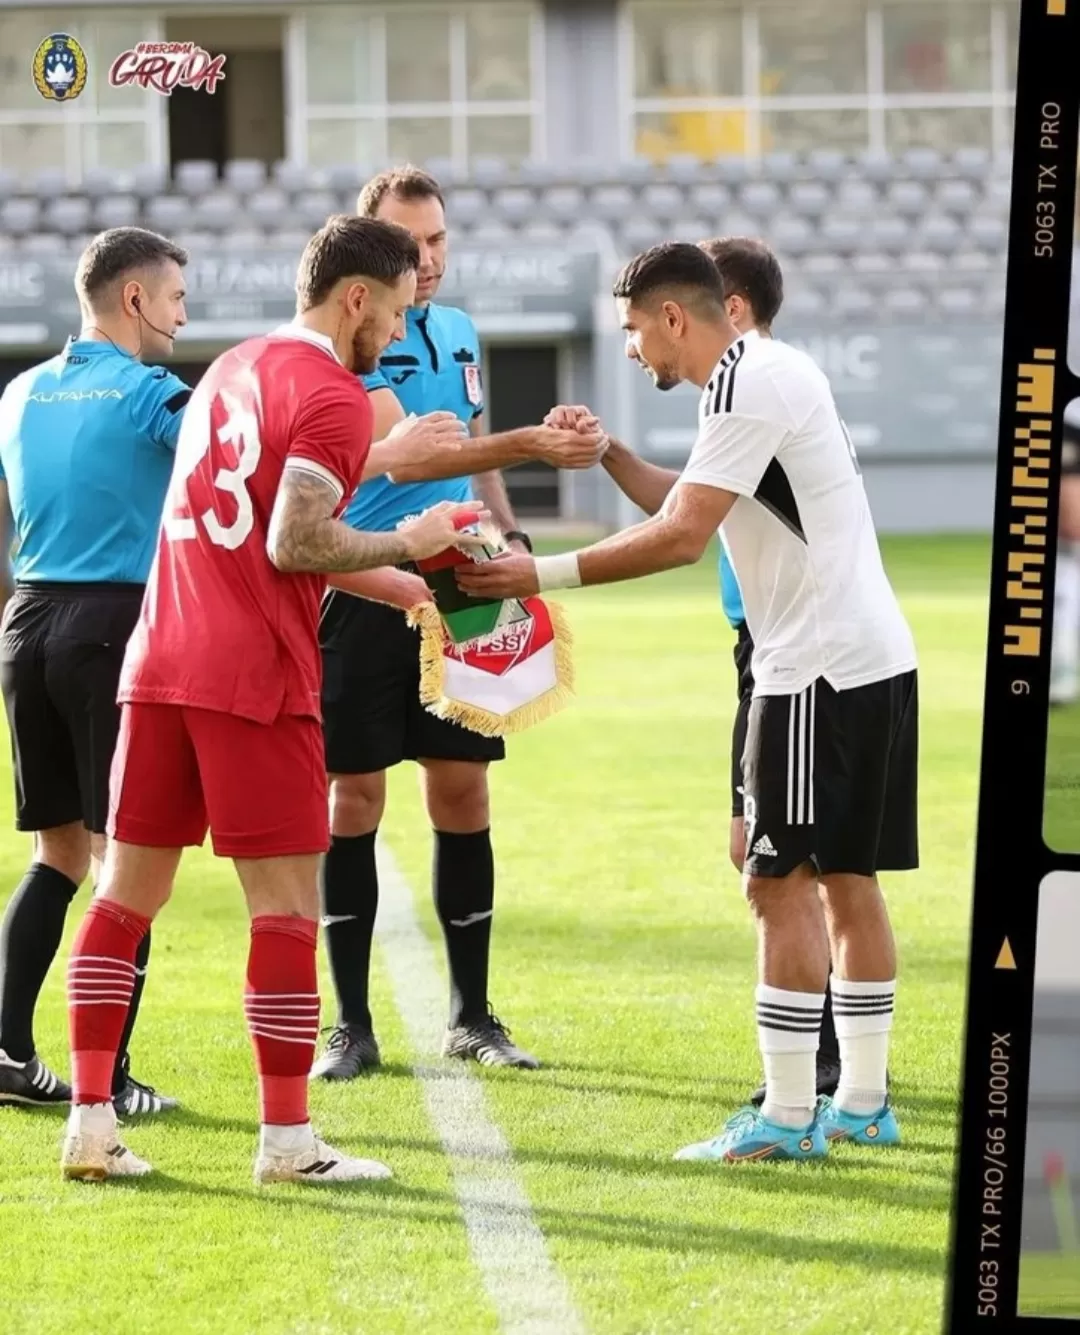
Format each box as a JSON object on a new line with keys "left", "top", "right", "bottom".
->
{"left": 0, "top": 228, "right": 190, "bottom": 1114}
{"left": 313, "top": 166, "right": 606, "bottom": 1078}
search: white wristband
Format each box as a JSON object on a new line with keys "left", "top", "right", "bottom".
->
{"left": 534, "top": 552, "right": 582, "bottom": 592}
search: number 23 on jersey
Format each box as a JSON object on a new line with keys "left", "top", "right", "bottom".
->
{"left": 164, "top": 390, "right": 263, "bottom": 551}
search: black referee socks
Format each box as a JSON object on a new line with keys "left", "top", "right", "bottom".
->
{"left": 0, "top": 862, "right": 80, "bottom": 1062}
{"left": 433, "top": 829, "right": 495, "bottom": 1029}
{"left": 320, "top": 831, "right": 380, "bottom": 1031}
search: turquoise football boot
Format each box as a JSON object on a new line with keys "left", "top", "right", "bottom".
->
{"left": 817, "top": 1094, "right": 901, "bottom": 1146}
{"left": 674, "top": 1104, "right": 827, "bottom": 1163}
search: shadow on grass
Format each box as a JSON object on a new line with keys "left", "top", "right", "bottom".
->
{"left": 104, "top": 1170, "right": 948, "bottom": 1275}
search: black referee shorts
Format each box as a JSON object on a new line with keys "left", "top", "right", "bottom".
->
{"left": 741, "top": 671, "right": 920, "bottom": 881}
{"left": 0, "top": 582, "right": 144, "bottom": 834}
{"left": 320, "top": 590, "right": 505, "bottom": 775}
{"left": 730, "top": 620, "right": 754, "bottom": 819}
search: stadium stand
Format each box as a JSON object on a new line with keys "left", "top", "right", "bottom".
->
{"left": 0, "top": 149, "right": 1013, "bottom": 323}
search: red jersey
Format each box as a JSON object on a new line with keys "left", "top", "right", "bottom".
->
{"left": 120, "top": 326, "right": 372, "bottom": 725}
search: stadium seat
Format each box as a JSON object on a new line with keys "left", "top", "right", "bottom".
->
{"left": 0, "top": 169, "right": 17, "bottom": 202}
{"left": 952, "top": 247, "right": 994, "bottom": 272}
{"left": 31, "top": 168, "right": 69, "bottom": 200}
{"left": 983, "top": 175, "right": 1012, "bottom": 210}
{"left": 617, "top": 157, "right": 657, "bottom": 186}
{"left": 224, "top": 159, "right": 267, "bottom": 194}
{"left": 688, "top": 182, "right": 732, "bottom": 218}
{"left": 519, "top": 220, "right": 566, "bottom": 242}
{"left": 145, "top": 195, "right": 193, "bottom": 231}
{"left": 174, "top": 160, "right": 219, "bottom": 197}
{"left": 247, "top": 188, "right": 290, "bottom": 226}
{"left": 325, "top": 163, "right": 370, "bottom": 195}
{"left": 850, "top": 251, "right": 894, "bottom": 276}
{"left": 293, "top": 191, "right": 339, "bottom": 229}
{"left": 220, "top": 228, "right": 267, "bottom": 254}
{"left": 172, "top": 230, "right": 217, "bottom": 254}
{"left": 713, "top": 155, "right": 751, "bottom": 184}
{"left": 900, "top": 249, "right": 946, "bottom": 275}
{"left": 901, "top": 147, "right": 945, "bottom": 179}
{"left": 802, "top": 252, "right": 847, "bottom": 276}
{"left": 819, "top": 215, "right": 863, "bottom": 253}
{"left": 915, "top": 213, "right": 964, "bottom": 253}
{"left": 665, "top": 153, "right": 707, "bottom": 184}
{"left": 981, "top": 280, "right": 1006, "bottom": 315}
{"left": 833, "top": 179, "right": 878, "bottom": 218}
{"left": 787, "top": 181, "right": 832, "bottom": 217}
{"left": 81, "top": 167, "right": 129, "bottom": 198}
{"left": 195, "top": 192, "right": 244, "bottom": 230}
{"left": 804, "top": 149, "right": 848, "bottom": 181}
{"left": 670, "top": 218, "right": 713, "bottom": 242}
{"left": 883, "top": 287, "right": 923, "bottom": 316}
{"left": 492, "top": 187, "right": 536, "bottom": 225}
{"left": 0, "top": 234, "right": 17, "bottom": 255}
{"left": 44, "top": 197, "right": 92, "bottom": 236}
{"left": 90, "top": 194, "right": 141, "bottom": 230}
{"left": 936, "top": 286, "right": 980, "bottom": 315}
{"left": 853, "top": 149, "right": 895, "bottom": 184}
{"left": 950, "top": 146, "right": 992, "bottom": 180}
{"left": 266, "top": 227, "right": 311, "bottom": 252}
{"left": 768, "top": 215, "right": 815, "bottom": 257}
{"left": 272, "top": 160, "right": 322, "bottom": 194}
{"left": 867, "top": 215, "right": 911, "bottom": 253}
{"left": 516, "top": 159, "right": 560, "bottom": 188}
{"left": 761, "top": 151, "right": 800, "bottom": 183}
{"left": 466, "top": 219, "right": 516, "bottom": 243}
{"left": 589, "top": 185, "right": 637, "bottom": 223}
{"left": 542, "top": 185, "right": 586, "bottom": 223}
{"left": 968, "top": 214, "right": 1009, "bottom": 249}
{"left": 20, "top": 232, "right": 68, "bottom": 256}
{"left": 619, "top": 217, "right": 665, "bottom": 251}
{"left": 640, "top": 183, "right": 685, "bottom": 221}
{"left": 131, "top": 163, "right": 169, "bottom": 199}
{"left": 0, "top": 198, "right": 40, "bottom": 235}
{"left": 471, "top": 156, "right": 510, "bottom": 187}
{"left": 446, "top": 187, "right": 487, "bottom": 226}
{"left": 834, "top": 285, "right": 875, "bottom": 317}
{"left": 738, "top": 180, "right": 783, "bottom": 218}
{"left": 886, "top": 180, "right": 930, "bottom": 216}
{"left": 934, "top": 179, "right": 980, "bottom": 214}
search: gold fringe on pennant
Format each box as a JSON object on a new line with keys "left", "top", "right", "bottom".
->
{"left": 406, "top": 599, "right": 575, "bottom": 738}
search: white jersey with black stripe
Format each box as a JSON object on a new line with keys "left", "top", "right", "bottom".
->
{"left": 675, "top": 327, "right": 917, "bottom": 696}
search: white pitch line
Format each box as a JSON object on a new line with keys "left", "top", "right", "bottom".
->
{"left": 375, "top": 842, "right": 586, "bottom": 1335}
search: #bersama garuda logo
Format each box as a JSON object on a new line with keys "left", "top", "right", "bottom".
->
{"left": 33, "top": 33, "right": 88, "bottom": 102}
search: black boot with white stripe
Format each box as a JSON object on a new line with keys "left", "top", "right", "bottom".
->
{"left": 442, "top": 1010, "right": 540, "bottom": 1069}
{"left": 0, "top": 1047, "right": 71, "bottom": 1106}
{"left": 112, "top": 1054, "right": 179, "bottom": 1117}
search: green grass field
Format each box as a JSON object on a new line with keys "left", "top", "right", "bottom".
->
{"left": 1019, "top": 1251, "right": 1080, "bottom": 1318}
{"left": 0, "top": 534, "right": 991, "bottom": 1335}
{"left": 1044, "top": 699, "right": 1080, "bottom": 851}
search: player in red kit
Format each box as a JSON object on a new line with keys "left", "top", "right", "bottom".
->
{"left": 59, "top": 215, "right": 484, "bottom": 1185}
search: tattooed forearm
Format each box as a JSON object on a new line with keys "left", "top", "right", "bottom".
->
{"left": 267, "top": 468, "right": 412, "bottom": 574}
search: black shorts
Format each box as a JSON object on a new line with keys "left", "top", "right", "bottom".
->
{"left": 730, "top": 620, "right": 754, "bottom": 818}
{"left": 741, "top": 670, "right": 919, "bottom": 879}
{"left": 1063, "top": 417, "right": 1080, "bottom": 476}
{"left": 0, "top": 582, "right": 144, "bottom": 833}
{"left": 320, "top": 591, "right": 506, "bottom": 774}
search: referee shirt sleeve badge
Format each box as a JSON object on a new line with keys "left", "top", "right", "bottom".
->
{"left": 407, "top": 526, "right": 574, "bottom": 736}
{"left": 463, "top": 363, "right": 483, "bottom": 407}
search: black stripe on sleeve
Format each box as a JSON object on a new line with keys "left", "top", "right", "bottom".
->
{"left": 163, "top": 389, "right": 192, "bottom": 415}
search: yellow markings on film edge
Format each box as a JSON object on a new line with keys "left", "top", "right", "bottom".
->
{"left": 1004, "top": 350, "right": 1056, "bottom": 657}
{"left": 1047, "top": 0, "right": 1066, "bottom": 16}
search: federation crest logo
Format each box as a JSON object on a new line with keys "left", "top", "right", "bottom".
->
{"left": 33, "top": 33, "right": 88, "bottom": 102}
{"left": 463, "top": 363, "right": 483, "bottom": 407}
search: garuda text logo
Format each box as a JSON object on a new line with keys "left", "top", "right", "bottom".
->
{"left": 109, "top": 42, "right": 226, "bottom": 96}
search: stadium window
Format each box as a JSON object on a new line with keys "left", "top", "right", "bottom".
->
{"left": 634, "top": 110, "right": 748, "bottom": 161}
{"left": 1003, "top": 2, "right": 1019, "bottom": 89}
{"left": 300, "top": 4, "right": 538, "bottom": 170}
{"left": 758, "top": 0, "right": 868, "bottom": 95}
{"left": 760, "top": 109, "right": 871, "bottom": 154}
{"left": 881, "top": 1, "right": 993, "bottom": 94}
{"left": 631, "top": 4, "right": 743, "bottom": 100}
{"left": 885, "top": 105, "right": 994, "bottom": 150}
{"left": 0, "top": 10, "right": 161, "bottom": 180}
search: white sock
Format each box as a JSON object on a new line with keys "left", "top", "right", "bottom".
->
{"left": 831, "top": 977, "right": 895, "bottom": 1114}
{"left": 69, "top": 1101, "right": 117, "bottom": 1137}
{"left": 756, "top": 983, "right": 823, "bottom": 1129}
{"left": 1053, "top": 543, "right": 1080, "bottom": 674}
{"left": 260, "top": 1121, "right": 316, "bottom": 1156}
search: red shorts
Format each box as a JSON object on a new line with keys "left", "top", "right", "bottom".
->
{"left": 108, "top": 703, "right": 329, "bottom": 859}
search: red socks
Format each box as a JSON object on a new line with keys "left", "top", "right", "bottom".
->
{"left": 68, "top": 899, "right": 151, "bottom": 1105}
{"left": 244, "top": 915, "right": 320, "bottom": 1126}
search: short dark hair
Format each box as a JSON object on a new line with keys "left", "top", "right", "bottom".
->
{"left": 612, "top": 242, "right": 727, "bottom": 319}
{"left": 357, "top": 164, "right": 445, "bottom": 219}
{"left": 699, "top": 236, "right": 784, "bottom": 330}
{"left": 295, "top": 214, "right": 421, "bottom": 310}
{"left": 75, "top": 227, "right": 188, "bottom": 308}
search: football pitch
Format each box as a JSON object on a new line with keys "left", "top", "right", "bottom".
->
{"left": 1044, "top": 698, "right": 1080, "bottom": 851}
{"left": 0, "top": 534, "right": 989, "bottom": 1335}
{"left": 1019, "top": 1251, "right": 1080, "bottom": 1318}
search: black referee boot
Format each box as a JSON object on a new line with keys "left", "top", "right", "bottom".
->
{"left": 0, "top": 1048, "right": 70, "bottom": 1106}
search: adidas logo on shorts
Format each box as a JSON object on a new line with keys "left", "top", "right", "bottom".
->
{"left": 752, "top": 834, "right": 778, "bottom": 857}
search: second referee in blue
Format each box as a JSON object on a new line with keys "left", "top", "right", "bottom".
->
{"left": 0, "top": 228, "right": 190, "bottom": 1114}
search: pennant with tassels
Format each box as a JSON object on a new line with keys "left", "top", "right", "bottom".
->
{"left": 406, "top": 526, "right": 574, "bottom": 737}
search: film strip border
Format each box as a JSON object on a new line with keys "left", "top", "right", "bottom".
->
{"left": 947, "top": 0, "right": 1080, "bottom": 1329}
